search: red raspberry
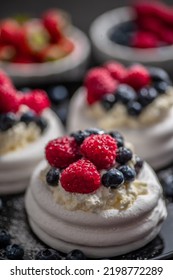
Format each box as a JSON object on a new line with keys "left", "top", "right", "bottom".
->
{"left": 85, "top": 67, "right": 117, "bottom": 105}
{"left": 134, "top": 2, "right": 161, "bottom": 17}
{"left": 159, "top": 28, "right": 173, "bottom": 45}
{"left": 42, "top": 9, "right": 64, "bottom": 42}
{"left": 130, "top": 31, "right": 158, "bottom": 48}
{"left": 61, "top": 159, "right": 101, "bottom": 194}
{"left": 45, "top": 136, "right": 81, "bottom": 169}
{"left": 80, "top": 134, "right": 117, "bottom": 170}
{"left": 104, "top": 61, "right": 127, "bottom": 82}
{"left": 124, "top": 65, "right": 151, "bottom": 90}
{"left": 137, "top": 17, "right": 162, "bottom": 37}
{"left": 21, "top": 89, "right": 50, "bottom": 114}
{"left": 0, "top": 70, "right": 14, "bottom": 88}
{"left": 0, "top": 85, "right": 20, "bottom": 113}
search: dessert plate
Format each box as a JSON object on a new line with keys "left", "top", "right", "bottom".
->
{"left": 0, "top": 27, "right": 91, "bottom": 86}
{"left": 89, "top": 7, "right": 173, "bottom": 72}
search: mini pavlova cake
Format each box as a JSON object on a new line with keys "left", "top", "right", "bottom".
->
{"left": 0, "top": 70, "right": 64, "bottom": 194}
{"left": 67, "top": 62, "right": 173, "bottom": 169}
{"left": 25, "top": 128, "right": 167, "bottom": 258}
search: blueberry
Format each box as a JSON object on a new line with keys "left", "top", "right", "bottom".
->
{"left": 102, "top": 168, "right": 124, "bottom": 188}
{"left": 48, "top": 86, "right": 68, "bottom": 105}
{"left": 110, "top": 26, "right": 131, "bottom": 46}
{"left": 154, "top": 81, "right": 170, "bottom": 94}
{"left": 35, "top": 117, "right": 48, "bottom": 132}
{"left": 127, "top": 101, "right": 143, "bottom": 116}
{"left": 35, "top": 249, "right": 62, "bottom": 260}
{"left": 46, "top": 168, "right": 60, "bottom": 186}
{"left": 116, "top": 84, "right": 136, "bottom": 104}
{"left": 116, "top": 147, "right": 133, "bottom": 164}
{"left": 134, "top": 156, "right": 144, "bottom": 174}
{"left": 6, "top": 244, "right": 24, "bottom": 260}
{"left": 0, "top": 113, "right": 18, "bottom": 131}
{"left": 118, "top": 165, "right": 136, "bottom": 182}
{"left": 162, "top": 175, "right": 173, "bottom": 198}
{"left": 20, "top": 111, "right": 36, "bottom": 125}
{"left": 138, "top": 87, "right": 158, "bottom": 107}
{"left": 149, "top": 67, "right": 170, "bottom": 83}
{"left": 70, "top": 130, "right": 88, "bottom": 144}
{"left": 101, "top": 94, "right": 117, "bottom": 110}
{"left": 84, "top": 128, "right": 105, "bottom": 136}
{"left": 0, "top": 230, "right": 11, "bottom": 248}
{"left": 66, "top": 249, "right": 86, "bottom": 260}
{"left": 109, "top": 131, "right": 124, "bottom": 148}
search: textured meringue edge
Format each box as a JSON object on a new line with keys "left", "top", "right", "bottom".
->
{"left": 67, "top": 88, "right": 173, "bottom": 170}
{"left": 25, "top": 160, "right": 167, "bottom": 258}
{"left": 0, "top": 109, "right": 64, "bottom": 194}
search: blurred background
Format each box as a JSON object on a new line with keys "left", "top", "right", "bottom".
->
{"left": 0, "top": 0, "right": 172, "bottom": 33}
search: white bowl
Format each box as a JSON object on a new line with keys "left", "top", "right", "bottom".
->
{"left": 0, "top": 27, "right": 91, "bottom": 86}
{"left": 90, "top": 7, "right": 173, "bottom": 72}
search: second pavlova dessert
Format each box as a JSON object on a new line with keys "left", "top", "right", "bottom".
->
{"left": 67, "top": 62, "right": 173, "bottom": 169}
{"left": 0, "top": 70, "right": 64, "bottom": 194}
{"left": 25, "top": 128, "right": 167, "bottom": 258}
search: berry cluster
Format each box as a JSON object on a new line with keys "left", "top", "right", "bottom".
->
{"left": 0, "top": 9, "right": 74, "bottom": 64}
{"left": 111, "top": 1, "right": 173, "bottom": 49}
{"left": 0, "top": 70, "right": 49, "bottom": 132}
{"left": 45, "top": 128, "right": 143, "bottom": 194}
{"left": 84, "top": 62, "right": 171, "bottom": 116}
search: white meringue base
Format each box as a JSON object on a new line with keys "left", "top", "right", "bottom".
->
{"left": 25, "top": 160, "right": 167, "bottom": 258}
{"left": 0, "top": 109, "right": 64, "bottom": 195}
{"left": 67, "top": 88, "right": 173, "bottom": 170}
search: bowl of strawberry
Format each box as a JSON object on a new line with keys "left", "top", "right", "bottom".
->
{"left": 90, "top": 0, "right": 173, "bottom": 72}
{"left": 0, "top": 9, "right": 90, "bottom": 85}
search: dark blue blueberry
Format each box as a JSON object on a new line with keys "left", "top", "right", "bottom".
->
{"left": 20, "top": 111, "right": 36, "bottom": 125}
{"left": 116, "top": 84, "right": 136, "bottom": 104}
{"left": 110, "top": 23, "right": 132, "bottom": 46}
{"left": 35, "top": 249, "right": 62, "bottom": 260}
{"left": 109, "top": 131, "right": 124, "bottom": 148}
{"left": 149, "top": 67, "right": 170, "bottom": 83}
{"left": 35, "top": 117, "right": 48, "bottom": 132}
{"left": 84, "top": 128, "right": 105, "bottom": 136}
{"left": 66, "top": 249, "right": 86, "bottom": 260}
{"left": 118, "top": 165, "right": 136, "bottom": 182}
{"left": 154, "top": 81, "right": 170, "bottom": 94}
{"left": 0, "top": 113, "right": 18, "bottom": 131}
{"left": 101, "top": 94, "right": 117, "bottom": 110}
{"left": 0, "top": 199, "right": 3, "bottom": 211}
{"left": 102, "top": 168, "right": 124, "bottom": 188}
{"left": 70, "top": 130, "right": 88, "bottom": 145}
{"left": 116, "top": 147, "right": 133, "bottom": 164}
{"left": 0, "top": 230, "right": 11, "bottom": 248}
{"left": 46, "top": 168, "right": 60, "bottom": 186}
{"left": 6, "top": 244, "right": 24, "bottom": 260}
{"left": 134, "top": 156, "right": 144, "bottom": 174}
{"left": 127, "top": 101, "right": 143, "bottom": 116}
{"left": 48, "top": 86, "right": 68, "bottom": 105}
{"left": 138, "top": 87, "right": 158, "bottom": 107}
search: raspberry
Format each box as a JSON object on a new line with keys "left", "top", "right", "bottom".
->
{"left": 21, "top": 89, "right": 50, "bottom": 114}
{"left": 0, "top": 70, "right": 14, "bottom": 88}
{"left": 61, "top": 159, "right": 101, "bottom": 194}
{"left": 0, "top": 85, "right": 20, "bottom": 113}
{"left": 159, "top": 28, "right": 173, "bottom": 45}
{"left": 85, "top": 67, "right": 117, "bottom": 105}
{"left": 80, "top": 134, "right": 117, "bottom": 170}
{"left": 104, "top": 61, "right": 127, "bottom": 82}
{"left": 45, "top": 136, "right": 81, "bottom": 169}
{"left": 124, "top": 65, "right": 151, "bottom": 90}
{"left": 130, "top": 31, "right": 158, "bottom": 48}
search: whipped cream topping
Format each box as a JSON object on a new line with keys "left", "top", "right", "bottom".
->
{"left": 0, "top": 122, "right": 41, "bottom": 155}
{"left": 87, "top": 87, "right": 173, "bottom": 129}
